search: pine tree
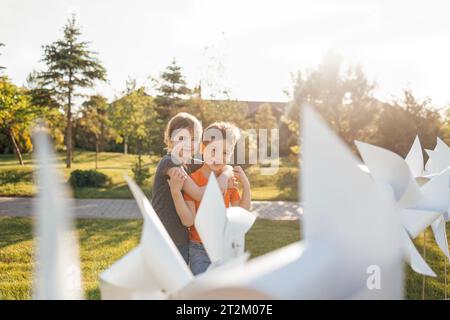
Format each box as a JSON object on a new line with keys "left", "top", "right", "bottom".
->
{"left": 155, "top": 59, "right": 191, "bottom": 119}
{"left": 38, "top": 15, "right": 107, "bottom": 168}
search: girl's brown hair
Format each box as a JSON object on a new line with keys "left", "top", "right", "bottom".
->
{"left": 203, "top": 121, "right": 241, "bottom": 146}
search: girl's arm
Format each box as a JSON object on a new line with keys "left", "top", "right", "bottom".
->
{"left": 167, "top": 165, "right": 234, "bottom": 201}
{"left": 233, "top": 166, "right": 251, "bottom": 210}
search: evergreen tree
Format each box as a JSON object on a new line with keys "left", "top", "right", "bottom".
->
{"left": 155, "top": 59, "right": 191, "bottom": 119}
{"left": 38, "top": 15, "right": 107, "bottom": 168}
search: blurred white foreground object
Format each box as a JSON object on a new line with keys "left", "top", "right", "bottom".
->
{"left": 195, "top": 173, "right": 256, "bottom": 269}
{"left": 173, "top": 105, "right": 403, "bottom": 300}
{"left": 355, "top": 138, "right": 450, "bottom": 277}
{"left": 32, "top": 126, "right": 83, "bottom": 300}
{"left": 424, "top": 138, "right": 450, "bottom": 176}
{"left": 99, "top": 176, "right": 193, "bottom": 299}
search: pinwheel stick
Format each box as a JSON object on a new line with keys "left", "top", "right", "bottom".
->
{"left": 422, "top": 230, "right": 427, "bottom": 300}
{"left": 445, "top": 256, "right": 447, "bottom": 300}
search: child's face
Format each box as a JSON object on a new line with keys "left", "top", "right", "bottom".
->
{"left": 171, "top": 128, "right": 201, "bottom": 164}
{"left": 203, "top": 139, "right": 234, "bottom": 173}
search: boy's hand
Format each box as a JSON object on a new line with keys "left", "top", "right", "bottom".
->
{"left": 233, "top": 166, "right": 250, "bottom": 188}
{"left": 167, "top": 167, "right": 187, "bottom": 193}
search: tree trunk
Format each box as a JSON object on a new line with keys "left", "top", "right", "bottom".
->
{"left": 95, "top": 137, "right": 99, "bottom": 170}
{"left": 9, "top": 128, "right": 23, "bottom": 166}
{"left": 66, "top": 84, "right": 73, "bottom": 168}
{"left": 124, "top": 136, "right": 128, "bottom": 154}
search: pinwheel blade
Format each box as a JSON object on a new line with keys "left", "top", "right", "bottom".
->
{"left": 124, "top": 175, "right": 193, "bottom": 293}
{"left": 32, "top": 127, "right": 83, "bottom": 300}
{"left": 226, "top": 207, "right": 256, "bottom": 235}
{"left": 402, "top": 209, "right": 440, "bottom": 239}
{"left": 222, "top": 207, "right": 256, "bottom": 262}
{"left": 100, "top": 246, "right": 166, "bottom": 299}
{"left": 355, "top": 140, "right": 422, "bottom": 209}
{"left": 405, "top": 135, "right": 424, "bottom": 178}
{"left": 412, "top": 170, "right": 449, "bottom": 212}
{"left": 430, "top": 215, "right": 450, "bottom": 259}
{"left": 402, "top": 230, "right": 436, "bottom": 277}
{"left": 424, "top": 138, "right": 450, "bottom": 175}
{"left": 195, "top": 174, "right": 227, "bottom": 264}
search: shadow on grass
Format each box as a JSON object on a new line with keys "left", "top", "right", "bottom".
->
{"left": 0, "top": 217, "right": 33, "bottom": 249}
{"left": 76, "top": 219, "right": 142, "bottom": 251}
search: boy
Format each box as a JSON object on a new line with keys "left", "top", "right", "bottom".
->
{"left": 167, "top": 121, "right": 251, "bottom": 275}
{"left": 152, "top": 113, "right": 233, "bottom": 264}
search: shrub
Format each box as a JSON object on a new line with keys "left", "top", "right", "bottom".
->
{"left": 276, "top": 168, "right": 299, "bottom": 190}
{"left": 69, "top": 169, "right": 110, "bottom": 188}
{"left": 132, "top": 161, "right": 150, "bottom": 186}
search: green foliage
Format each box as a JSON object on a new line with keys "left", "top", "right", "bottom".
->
{"left": 375, "top": 90, "right": 442, "bottom": 157}
{"left": 131, "top": 160, "right": 150, "bottom": 186}
{"left": 109, "top": 87, "right": 158, "bottom": 155}
{"left": 69, "top": 169, "right": 110, "bottom": 188}
{"left": 155, "top": 58, "right": 192, "bottom": 109}
{"left": 276, "top": 168, "right": 299, "bottom": 191}
{"left": 0, "top": 77, "right": 39, "bottom": 164}
{"left": 254, "top": 103, "right": 277, "bottom": 130}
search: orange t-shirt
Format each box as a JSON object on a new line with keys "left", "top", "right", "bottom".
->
{"left": 183, "top": 168, "right": 240, "bottom": 243}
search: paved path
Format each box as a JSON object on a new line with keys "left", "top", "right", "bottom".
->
{"left": 0, "top": 197, "right": 302, "bottom": 221}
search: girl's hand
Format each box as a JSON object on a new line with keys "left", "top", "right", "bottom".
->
{"left": 227, "top": 175, "right": 239, "bottom": 190}
{"left": 167, "top": 167, "right": 187, "bottom": 193}
{"left": 233, "top": 166, "right": 250, "bottom": 188}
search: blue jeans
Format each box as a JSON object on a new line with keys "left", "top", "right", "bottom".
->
{"left": 177, "top": 244, "right": 189, "bottom": 265}
{"left": 189, "top": 241, "right": 211, "bottom": 275}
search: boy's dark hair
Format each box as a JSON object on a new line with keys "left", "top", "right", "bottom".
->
{"left": 164, "top": 112, "right": 202, "bottom": 151}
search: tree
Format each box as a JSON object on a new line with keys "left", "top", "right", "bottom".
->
{"left": 0, "top": 77, "right": 38, "bottom": 165}
{"left": 285, "top": 51, "right": 380, "bottom": 153}
{"left": 254, "top": 103, "right": 277, "bottom": 130}
{"left": 154, "top": 59, "right": 191, "bottom": 119}
{"left": 376, "top": 90, "right": 442, "bottom": 157}
{"left": 441, "top": 107, "right": 450, "bottom": 146}
{"left": 38, "top": 15, "right": 107, "bottom": 168}
{"left": 79, "top": 95, "right": 110, "bottom": 169}
{"left": 109, "top": 86, "right": 158, "bottom": 156}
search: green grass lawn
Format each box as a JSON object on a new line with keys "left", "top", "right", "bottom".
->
{"left": 0, "top": 151, "right": 298, "bottom": 201}
{"left": 0, "top": 217, "right": 300, "bottom": 300}
{"left": 0, "top": 215, "right": 449, "bottom": 300}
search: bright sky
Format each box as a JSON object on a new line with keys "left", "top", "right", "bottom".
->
{"left": 1, "top": 0, "right": 449, "bottom": 108}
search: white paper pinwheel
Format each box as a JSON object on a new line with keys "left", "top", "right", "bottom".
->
{"left": 32, "top": 127, "right": 83, "bottom": 300}
{"left": 194, "top": 173, "right": 256, "bottom": 269}
{"left": 355, "top": 137, "right": 450, "bottom": 277}
{"left": 173, "top": 105, "right": 403, "bottom": 300}
{"left": 99, "top": 176, "right": 193, "bottom": 299}
{"left": 424, "top": 138, "right": 450, "bottom": 176}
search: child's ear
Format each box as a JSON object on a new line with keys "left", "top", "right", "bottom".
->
{"left": 200, "top": 142, "right": 205, "bottom": 152}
